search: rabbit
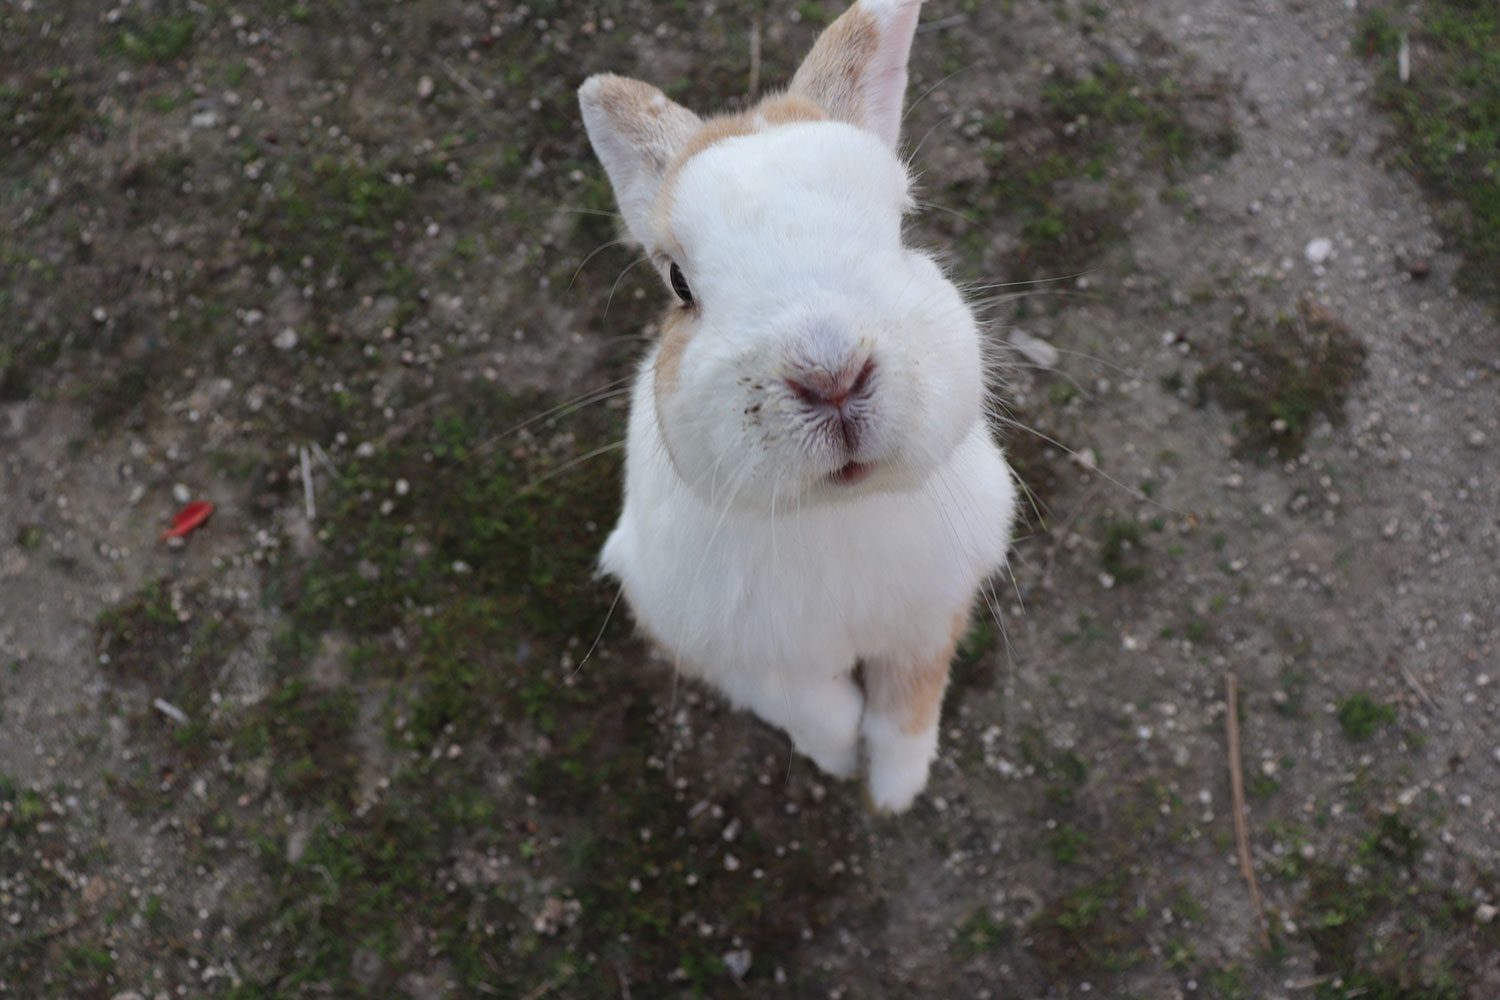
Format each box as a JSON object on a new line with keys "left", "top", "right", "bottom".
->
{"left": 578, "top": 0, "right": 1016, "bottom": 813}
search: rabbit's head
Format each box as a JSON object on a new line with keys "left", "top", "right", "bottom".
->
{"left": 580, "top": 0, "right": 984, "bottom": 510}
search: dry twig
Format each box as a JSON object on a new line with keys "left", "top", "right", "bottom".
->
{"left": 1225, "top": 672, "right": 1270, "bottom": 949}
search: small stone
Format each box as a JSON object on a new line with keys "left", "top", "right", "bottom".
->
{"left": 1477, "top": 903, "right": 1497, "bottom": 924}
{"left": 286, "top": 828, "right": 310, "bottom": 864}
{"left": 722, "top": 949, "right": 752, "bottom": 980}
{"left": 1008, "top": 329, "right": 1060, "bottom": 370}
{"left": 1406, "top": 258, "right": 1430, "bottom": 279}
{"left": 191, "top": 109, "right": 219, "bottom": 128}
{"left": 273, "top": 327, "right": 299, "bottom": 351}
{"left": 395, "top": 478, "right": 410, "bottom": 497}
{"left": 173, "top": 482, "right": 191, "bottom": 503}
{"left": 92, "top": 306, "right": 108, "bottom": 323}
{"left": 417, "top": 75, "right": 435, "bottom": 100}
{"left": 532, "top": 896, "right": 579, "bottom": 936}
{"left": 1304, "top": 237, "right": 1333, "bottom": 265}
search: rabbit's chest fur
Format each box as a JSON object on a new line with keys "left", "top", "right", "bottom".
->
{"left": 599, "top": 361, "right": 1016, "bottom": 683}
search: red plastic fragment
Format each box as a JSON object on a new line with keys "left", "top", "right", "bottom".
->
{"left": 161, "top": 500, "right": 215, "bottom": 541}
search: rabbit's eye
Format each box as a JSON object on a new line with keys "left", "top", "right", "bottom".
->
{"left": 669, "top": 262, "right": 694, "bottom": 306}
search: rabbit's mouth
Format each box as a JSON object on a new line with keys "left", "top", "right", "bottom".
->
{"left": 828, "top": 460, "right": 875, "bottom": 486}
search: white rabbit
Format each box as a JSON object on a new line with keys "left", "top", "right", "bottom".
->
{"left": 578, "top": 0, "right": 1016, "bottom": 813}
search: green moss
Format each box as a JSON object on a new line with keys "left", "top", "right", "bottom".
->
{"left": 940, "top": 52, "right": 1235, "bottom": 282}
{"left": 1100, "top": 518, "right": 1149, "bottom": 583}
{"left": 119, "top": 15, "right": 196, "bottom": 64}
{"left": 0, "top": 71, "right": 87, "bottom": 153}
{"left": 1046, "top": 824, "right": 1092, "bottom": 865}
{"left": 1360, "top": 2, "right": 1500, "bottom": 305}
{"left": 1197, "top": 301, "right": 1367, "bottom": 459}
{"left": 1337, "top": 692, "right": 1397, "bottom": 741}
{"left": 245, "top": 156, "right": 418, "bottom": 287}
{"left": 954, "top": 908, "right": 1015, "bottom": 958}
{"left": 1297, "top": 812, "right": 1479, "bottom": 996}
{"left": 1028, "top": 874, "right": 1146, "bottom": 973}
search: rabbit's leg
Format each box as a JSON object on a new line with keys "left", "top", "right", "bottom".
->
{"left": 716, "top": 668, "right": 864, "bottom": 780}
{"left": 861, "top": 619, "right": 964, "bottom": 813}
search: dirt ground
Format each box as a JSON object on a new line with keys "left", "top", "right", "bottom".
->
{"left": 3, "top": 1, "right": 1498, "bottom": 997}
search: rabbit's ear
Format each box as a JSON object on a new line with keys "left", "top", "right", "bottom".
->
{"left": 579, "top": 74, "right": 702, "bottom": 246}
{"left": 789, "top": 0, "right": 922, "bottom": 151}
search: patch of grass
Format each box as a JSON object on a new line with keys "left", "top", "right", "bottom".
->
{"left": 954, "top": 908, "right": 1014, "bottom": 958}
{"left": 1197, "top": 301, "right": 1367, "bottom": 458}
{"left": 236, "top": 385, "right": 861, "bottom": 993}
{"left": 1042, "top": 61, "right": 1238, "bottom": 168}
{"left": 245, "top": 156, "right": 417, "bottom": 287}
{"left": 288, "top": 394, "right": 624, "bottom": 720}
{"left": 1360, "top": 2, "right": 1500, "bottom": 304}
{"left": 1099, "top": 517, "right": 1149, "bottom": 583}
{"left": 235, "top": 681, "right": 360, "bottom": 806}
{"left": 1297, "top": 811, "right": 1483, "bottom": 996}
{"left": 1046, "top": 823, "right": 1092, "bottom": 865}
{"left": 1028, "top": 874, "right": 1148, "bottom": 974}
{"left": 96, "top": 580, "right": 251, "bottom": 765}
{"left": 1018, "top": 726, "right": 1090, "bottom": 811}
{"left": 0, "top": 71, "right": 87, "bottom": 153}
{"left": 1337, "top": 691, "right": 1397, "bottom": 741}
{"left": 942, "top": 51, "right": 1235, "bottom": 281}
{"left": 118, "top": 15, "right": 196, "bottom": 64}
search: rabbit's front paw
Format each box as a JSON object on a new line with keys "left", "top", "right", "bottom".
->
{"left": 863, "top": 714, "right": 938, "bottom": 814}
{"left": 793, "top": 679, "right": 863, "bottom": 780}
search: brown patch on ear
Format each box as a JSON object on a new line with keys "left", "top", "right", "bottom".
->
{"left": 866, "top": 608, "right": 970, "bottom": 736}
{"left": 585, "top": 74, "right": 698, "bottom": 171}
{"left": 789, "top": 6, "right": 880, "bottom": 126}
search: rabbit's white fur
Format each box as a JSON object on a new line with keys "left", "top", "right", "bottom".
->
{"left": 581, "top": 0, "right": 1016, "bottom": 812}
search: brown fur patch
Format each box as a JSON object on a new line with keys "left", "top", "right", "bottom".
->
{"left": 866, "top": 609, "right": 970, "bottom": 736}
{"left": 654, "top": 306, "right": 693, "bottom": 394}
{"left": 658, "top": 92, "right": 827, "bottom": 204}
{"left": 583, "top": 74, "right": 701, "bottom": 171}
{"left": 789, "top": 6, "right": 879, "bottom": 126}
{"left": 756, "top": 93, "right": 828, "bottom": 127}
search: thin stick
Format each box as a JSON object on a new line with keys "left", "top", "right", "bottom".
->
{"left": 1400, "top": 662, "right": 1440, "bottom": 715}
{"left": 300, "top": 445, "right": 317, "bottom": 522}
{"left": 440, "top": 58, "right": 485, "bottom": 100}
{"left": 1225, "top": 673, "right": 1270, "bottom": 949}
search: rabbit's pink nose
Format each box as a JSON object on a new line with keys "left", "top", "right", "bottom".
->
{"left": 786, "top": 357, "right": 876, "bottom": 412}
